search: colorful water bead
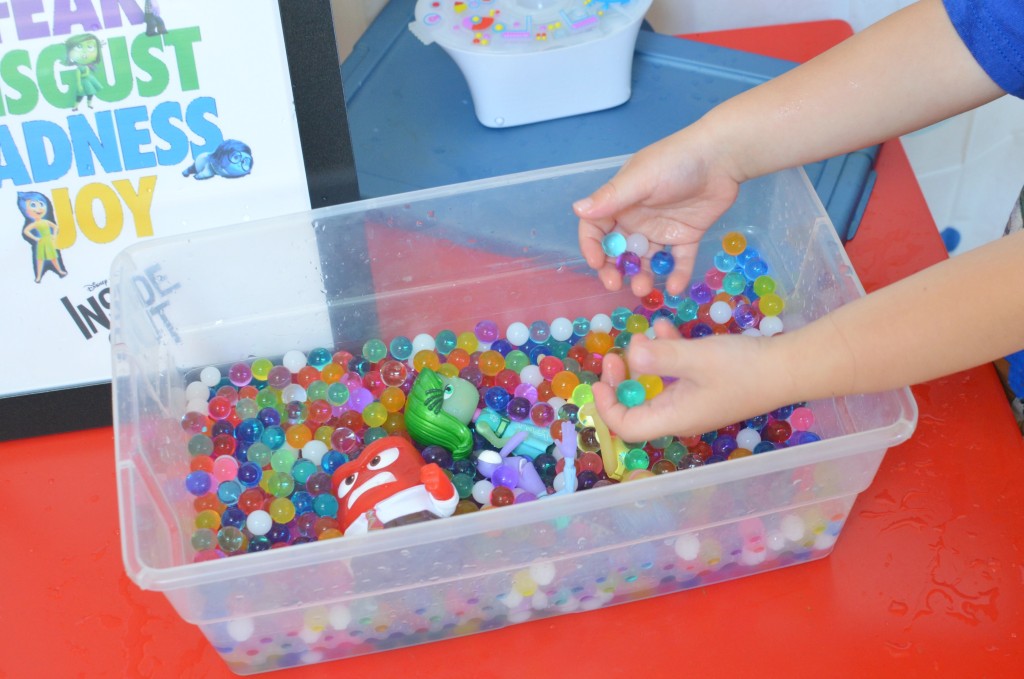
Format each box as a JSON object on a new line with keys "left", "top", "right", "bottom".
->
{"left": 602, "top": 231, "right": 627, "bottom": 258}
{"left": 650, "top": 249, "right": 675, "bottom": 276}
{"left": 722, "top": 231, "right": 747, "bottom": 256}
{"left": 616, "top": 379, "right": 646, "bottom": 408}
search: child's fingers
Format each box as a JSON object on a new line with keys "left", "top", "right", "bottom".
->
{"left": 593, "top": 382, "right": 688, "bottom": 442}
{"left": 578, "top": 218, "right": 617, "bottom": 271}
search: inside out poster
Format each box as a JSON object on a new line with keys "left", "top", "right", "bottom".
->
{"left": 0, "top": 0, "right": 312, "bottom": 398}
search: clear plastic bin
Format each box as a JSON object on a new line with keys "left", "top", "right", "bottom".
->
{"left": 111, "top": 156, "right": 917, "bottom": 674}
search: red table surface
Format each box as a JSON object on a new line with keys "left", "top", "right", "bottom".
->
{"left": 3, "top": 21, "right": 1022, "bottom": 679}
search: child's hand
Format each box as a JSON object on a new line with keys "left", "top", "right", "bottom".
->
{"left": 592, "top": 319, "right": 796, "bottom": 440}
{"left": 573, "top": 130, "right": 742, "bottom": 298}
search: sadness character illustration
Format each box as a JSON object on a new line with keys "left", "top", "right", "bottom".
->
{"left": 63, "top": 33, "right": 104, "bottom": 111}
{"left": 18, "top": 191, "right": 67, "bottom": 283}
{"left": 182, "top": 140, "right": 253, "bottom": 180}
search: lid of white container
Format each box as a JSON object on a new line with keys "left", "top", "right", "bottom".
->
{"left": 410, "top": 0, "right": 652, "bottom": 54}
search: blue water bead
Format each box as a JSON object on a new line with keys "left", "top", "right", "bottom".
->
{"left": 527, "top": 344, "right": 552, "bottom": 364}
{"left": 611, "top": 307, "right": 633, "bottom": 331}
{"left": 663, "top": 293, "right": 684, "bottom": 309}
{"left": 258, "top": 407, "right": 281, "bottom": 427}
{"left": 237, "top": 462, "right": 263, "bottom": 487}
{"left": 602, "top": 231, "right": 627, "bottom": 258}
{"left": 529, "top": 321, "right": 551, "bottom": 344}
{"left": 313, "top": 493, "right": 339, "bottom": 518}
{"left": 746, "top": 414, "right": 770, "bottom": 431}
{"left": 261, "top": 425, "right": 286, "bottom": 450}
{"left": 292, "top": 491, "right": 314, "bottom": 515}
{"left": 185, "top": 470, "right": 212, "bottom": 496}
{"left": 690, "top": 323, "right": 713, "bottom": 338}
{"left": 490, "top": 338, "right": 513, "bottom": 356}
{"left": 235, "top": 418, "right": 265, "bottom": 444}
{"left": 211, "top": 420, "right": 234, "bottom": 438}
{"left": 650, "top": 250, "right": 676, "bottom": 276}
{"left": 743, "top": 257, "right": 769, "bottom": 281}
{"left": 291, "top": 459, "right": 318, "bottom": 484}
{"left": 307, "top": 347, "right": 332, "bottom": 368}
{"left": 753, "top": 441, "right": 777, "bottom": 454}
{"left": 389, "top": 336, "right": 414, "bottom": 361}
{"left": 650, "top": 308, "right": 674, "bottom": 325}
{"left": 736, "top": 247, "right": 760, "bottom": 267}
{"left": 485, "top": 386, "right": 511, "bottom": 413}
{"left": 217, "top": 479, "right": 243, "bottom": 505}
{"left": 713, "top": 250, "right": 737, "bottom": 272}
{"left": 221, "top": 506, "right": 247, "bottom": 529}
{"left": 348, "top": 355, "right": 371, "bottom": 376}
{"left": 790, "top": 431, "right": 822, "bottom": 446}
{"left": 771, "top": 404, "right": 795, "bottom": 420}
{"left": 321, "top": 450, "right": 348, "bottom": 474}
{"left": 712, "top": 436, "right": 738, "bottom": 457}
{"left": 701, "top": 431, "right": 719, "bottom": 444}
{"left": 572, "top": 317, "right": 591, "bottom": 337}
{"left": 267, "top": 522, "right": 291, "bottom": 543}
{"left": 689, "top": 281, "right": 714, "bottom": 304}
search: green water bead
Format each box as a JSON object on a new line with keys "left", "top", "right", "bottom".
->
{"left": 191, "top": 528, "right": 216, "bottom": 551}
{"left": 549, "top": 340, "right": 571, "bottom": 359}
{"left": 577, "top": 371, "right": 599, "bottom": 387}
{"left": 505, "top": 350, "right": 530, "bottom": 373}
{"left": 624, "top": 448, "right": 650, "bottom": 471}
{"left": 452, "top": 473, "right": 475, "bottom": 499}
{"left": 625, "top": 314, "right": 649, "bottom": 334}
{"left": 614, "top": 331, "right": 633, "bottom": 349}
{"left": 216, "top": 526, "right": 246, "bottom": 553}
{"left": 250, "top": 358, "right": 274, "bottom": 382}
{"left": 247, "top": 442, "right": 272, "bottom": 467}
{"left": 663, "top": 441, "right": 688, "bottom": 465}
{"left": 611, "top": 307, "right": 632, "bottom": 331}
{"left": 270, "top": 448, "right": 297, "bottom": 474}
{"left": 650, "top": 435, "right": 674, "bottom": 449}
{"left": 616, "top": 379, "right": 646, "bottom": 407}
{"left": 722, "top": 272, "right": 747, "bottom": 296}
{"left": 256, "top": 388, "right": 279, "bottom": 409}
{"left": 265, "top": 471, "right": 295, "bottom": 498}
{"left": 571, "top": 383, "right": 594, "bottom": 405}
{"left": 676, "top": 299, "right": 699, "bottom": 323}
{"left": 292, "top": 459, "right": 318, "bottom": 484}
{"left": 327, "top": 383, "right": 350, "bottom": 406}
{"left": 363, "top": 426, "right": 388, "bottom": 445}
{"left": 753, "top": 275, "right": 776, "bottom": 297}
{"left": 362, "top": 338, "right": 389, "bottom": 363}
{"left": 306, "top": 380, "right": 329, "bottom": 402}
{"left": 188, "top": 434, "right": 213, "bottom": 456}
{"left": 236, "top": 398, "right": 259, "bottom": 420}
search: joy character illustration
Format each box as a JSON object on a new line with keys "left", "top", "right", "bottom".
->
{"left": 404, "top": 367, "right": 477, "bottom": 459}
{"left": 63, "top": 33, "right": 104, "bottom": 111}
{"left": 144, "top": 0, "right": 167, "bottom": 36}
{"left": 18, "top": 191, "right": 67, "bottom": 283}
{"left": 332, "top": 436, "right": 457, "bottom": 536}
{"left": 182, "top": 140, "right": 253, "bottom": 180}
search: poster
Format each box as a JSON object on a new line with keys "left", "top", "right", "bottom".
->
{"left": 0, "top": 1, "right": 325, "bottom": 403}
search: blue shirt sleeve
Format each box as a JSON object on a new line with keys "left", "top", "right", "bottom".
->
{"left": 943, "top": 0, "right": 1024, "bottom": 98}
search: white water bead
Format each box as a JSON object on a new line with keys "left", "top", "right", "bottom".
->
{"left": 674, "top": 533, "right": 701, "bottom": 560}
{"left": 625, "top": 232, "right": 650, "bottom": 257}
{"left": 547, "top": 396, "right": 567, "bottom": 412}
{"left": 550, "top": 317, "right": 574, "bottom": 342}
{"left": 281, "top": 384, "right": 307, "bottom": 404}
{"left": 185, "top": 380, "right": 210, "bottom": 402}
{"left": 736, "top": 427, "right": 762, "bottom": 450}
{"left": 506, "top": 321, "right": 530, "bottom": 346}
{"left": 411, "top": 333, "right": 436, "bottom": 355}
{"left": 709, "top": 301, "right": 733, "bottom": 325}
{"left": 186, "top": 398, "right": 210, "bottom": 414}
{"left": 199, "top": 366, "right": 221, "bottom": 387}
{"left": 471, "top": 479, "right": 494, "bottom": 505}
{"left": 780, "top": 514, "right": 805, "bottom": 542}
{"left": 246, "top": 510, "right": 273, "bottom": 536}
{"left": 589, "top": 313, "right": 613, "bottom": 334}
{"left": 227, "top": 617, "right": 255, "bottom": 642}
{"left": 301, "top": 440, "right": 329, "bottom": 466}
{"left": 742, "top": 327, "right": 762, "bottom": 337}
{"left": 530, "top": 562, "right": 557, "bottom": 586}
{"left": 282, "top": 349, "right": 307, "bottom": 373}
{"left": 519, "top": 364, "right": 543, "bottom": 387}
{"left": 759, "top": 315, "right": 784, "bottom": 337}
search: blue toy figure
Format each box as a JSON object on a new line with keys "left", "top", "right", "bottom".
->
{"left": 474, "top": 407, "right": 553, "bottom": 459}
{"left": 182, "top": 140, "right": 253, "bottom": 180}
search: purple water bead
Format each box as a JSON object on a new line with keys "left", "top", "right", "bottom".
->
{"left": 616, "top": 251, "right": 642, "bottom": 276}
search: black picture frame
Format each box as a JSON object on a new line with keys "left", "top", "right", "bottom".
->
{"left": 0, "top": 0, "right": 359, "bottom": 441}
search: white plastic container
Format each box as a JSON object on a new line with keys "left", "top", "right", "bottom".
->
{"left": 112, "top": 156, "right": 917, "bottom": 674}
{"left": 409, "top": 0, "right": 653, "bottom": 127}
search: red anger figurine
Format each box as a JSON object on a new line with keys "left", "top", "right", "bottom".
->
{"left": 331, "top": 436, "right": 458, "bottom": 536}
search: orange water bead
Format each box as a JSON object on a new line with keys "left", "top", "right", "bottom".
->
{"left": 383, "top": 412, "right": 407, "bottom": 435}
{"left": 536, "top": 380, "right": 554, "bottom": 402}
{"left": 238, "top": 385, "right": 259, "bottom": 400}
{"left": 320, "top": 362, "right": 344, "bottom": 384}
{"left": 413, "top": 349, "right": 442, "bottom": 372}
{"left": 380, "top": 386, "right": 407, "bottom": 413}
{"left": 584, "top": 331, "right": 614, "bottom": 355}
{"left": 296, "top": 365, "right": 320, "bottom": 388}
{"left": 567, "top": 345, "right": 588, "bottom": 363}
{"left": 477, "top": 350, "right": 505, "bottom": 377}
{"left": 193, "top": 493, "right": 225, "bottom": 513}
{"left": 713, "top": 291, "right": 733, "bottom": 304}
{"left": 551, "top": 371, "right": 580, "bottom": 400}
{"left": 286, "top": 423, "right": 313, "bottom": 448}
{"left": 636, "top": 374, "right": 665, "bottom": 399}
{"left": 722, "top": 231, "right": 747, "bottom": 256}
{"left": 190, "top": 455, "right": 214, "bottom": 473}
{"left": 728, "top": 448, "right": 754, "bottom": 460}
{"left": 446, "top": 348, "right": 471, "bottom": 370}
{"left": 318, "top": 529, "right": 344, "bottom": 540}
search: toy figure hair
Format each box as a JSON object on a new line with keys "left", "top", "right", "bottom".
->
{"left": 404, "top": 368, "right": 474, "bottom": 459}
{"left": 17, "top": 191, "right": 55, "bottom": 225}
{"left": 64, "top": 33, "right": 104, "bottom": 68}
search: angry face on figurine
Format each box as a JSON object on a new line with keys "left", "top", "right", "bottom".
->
{"left": 331, "top": 436, "right": 458, "bottom": 536}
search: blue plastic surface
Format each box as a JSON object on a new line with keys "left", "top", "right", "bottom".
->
{"left": 342, "top": 0, "right": 878, "bottom": 242}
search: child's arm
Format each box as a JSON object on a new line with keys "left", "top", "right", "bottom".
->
{"left": 575, "top": 0, "right": 1006, "bottom": 297}
{"left": 594, "top": 229, "right": 1024, "bottom": 439}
